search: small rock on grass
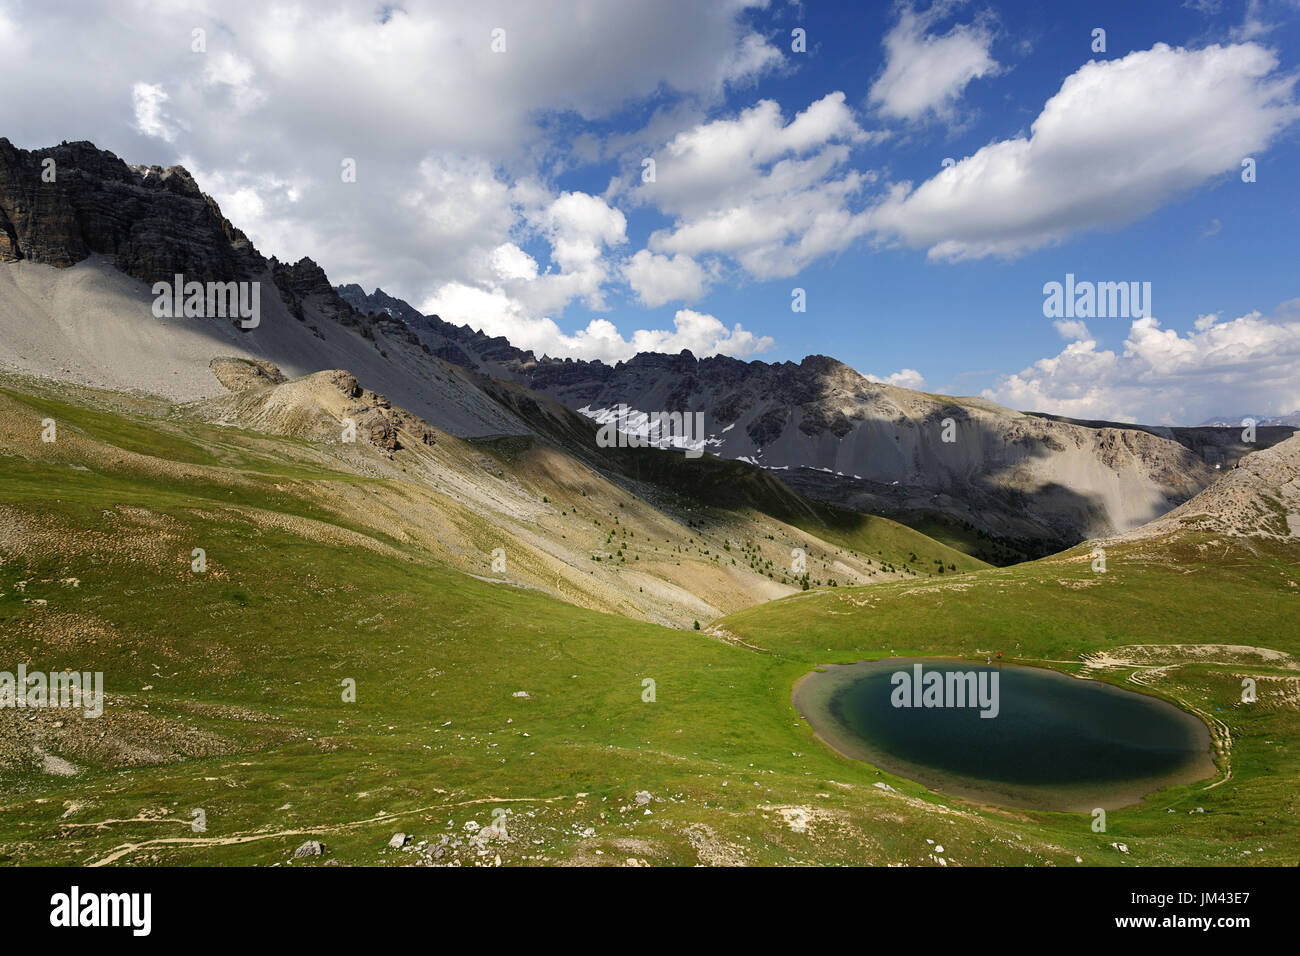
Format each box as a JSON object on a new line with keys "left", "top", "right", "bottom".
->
{"left": 293, "top": 840, "right": 324, "bottom": 858}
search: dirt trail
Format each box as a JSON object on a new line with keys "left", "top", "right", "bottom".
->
{"left": 85, "top": 792, "right": 578, "bottom": 866}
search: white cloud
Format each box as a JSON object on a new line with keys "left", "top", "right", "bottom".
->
{"left": 641, "top": 93, "right": 867, "bottom": 218}
{"left": 484, "top": 190, "right": 629, "bottom": 315}
{"left": 491, "top": 243, "right": 539, "bottom": 282}
{"left": 1231, "top": 0, "right": 1271, "bottom": 41}
{"left": 639, "top": 92, "right": 881, "bottom": 279}
{"left": 201, "top": 51, "right": 265, "bottom": 115}
{"left": 0, "top": 7, "right": 18, "bottom": 56}
{"left": 867, "top": 42, "right": 1300, "bottom": 261}
{"left": 536, "top": 192, "right": 628, "bottom": 260}
{"left": 131, "top": 82, "right": 178, "bottom": 142}
{"left": 419, "top": 283, "right": 772, "bottom": 364}
{"left": 1054, "top": 319, "right": 1091, "bottom": 341}
{"left": 421, "top": 281, "right": 529, "bottom": 335}
{"left": 174, "top": 156, "right": 303, "bottom": 257}
{"left": 983, "top": 303, "right": 1300, "bottom": 424}
{"left": 867, "top": 368, "right": 927, "bottom": 390}
{"left": 1, "top": 0, "right": 783, "bottom": 304}
{"left": 407, "top": 155, "right": 517, "bottom": 252}
{"left": 869, "top": 1, "right": 999, "bottom": 123}
{"left": 414, "top": 183, "right": 774, "bottom": 363}
{"left": 629, "top": 308, "right": 774, "bottom": 357}
{"left": 623, "top": 250, "right": 711, "bottom": 307}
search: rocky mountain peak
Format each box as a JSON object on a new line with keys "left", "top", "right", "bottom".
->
{"left": 0, "top": 138, "right": 265, "bottom": 283}
{"left": 128, "top": 163, "right": 204, "bottom": 197}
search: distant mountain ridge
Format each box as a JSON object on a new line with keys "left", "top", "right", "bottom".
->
{"left": 1197, "top": 413, "right": 1300, "bottom": 428}
{"left": 337, "top": 283, "right": 1296, "bottom": 555}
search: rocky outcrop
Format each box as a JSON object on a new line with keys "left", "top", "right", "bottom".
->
{"left": 0, "top": 138, "right": 262, "bottom": 283}
{"left": 271, "top": 256, "right": 363, "bottom": 331}
{"left": 188, "top": 368, "right": 438, "bottom": 455}
{"left": 337, "top": 284, "right": 425, "bottom": 325}
{"left": 209, "top": 357, "right": 288, "bottom": 392}
{"left": 1111, "top": 432, "right": 1300, "bottom": 542}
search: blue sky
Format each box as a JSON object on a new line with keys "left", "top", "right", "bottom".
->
{"left": 707, "top": 0, "right": 1300, "bottom": 398}
{"left": 1, "top": 0, "right": 1298, "bottom": 423}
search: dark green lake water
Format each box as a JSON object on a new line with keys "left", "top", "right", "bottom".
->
{"left": 793, "top": 658, "right": 1217, "bottom": 811}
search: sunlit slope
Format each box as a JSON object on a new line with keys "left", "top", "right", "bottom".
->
{"left": 0, "top": 374, "right": 782, "bottom": 629}
{"left": 463, "top": 370, "right": 990, "bottom": 579}
{"left": 2, "top": 363, "right": 985, "bottom": 627}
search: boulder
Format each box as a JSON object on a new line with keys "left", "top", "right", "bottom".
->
{"left": 292, "top": 840, "right": 323, "bottom": 858}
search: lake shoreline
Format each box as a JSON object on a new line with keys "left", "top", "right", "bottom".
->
{"left": 792, "top": 656, "right": 1218, "bottom": 813}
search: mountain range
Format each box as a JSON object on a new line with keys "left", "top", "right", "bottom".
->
{"left": 4, "top": 137, "right": 1294, "bottom": 567}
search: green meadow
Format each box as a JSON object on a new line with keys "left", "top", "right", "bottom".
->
{"left": 0, "top": 377, "right": 1296, "bottom": 867}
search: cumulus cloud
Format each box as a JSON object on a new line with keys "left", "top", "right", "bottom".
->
{"left": 868, "top": 1, "right": 1000, "bottom": 123}
{"left": 983, "top": 303, "right": 1300, "bottom": 424}
{"left": 201, "top": 51, "right": 265, "bottom": 114}
{"left": 1054, "top": 319, "right": 1091, "bottom": 341}
{"left": 629, "top": 308, "right": 774, "bottom": 358}
{"left": 638, "top": 92, "right": 882, "bottom": 279}
{"left": 622, "top": 250, "right": 711, "bottom": 307}
{"left": 867, "top": 368, "right": 927, "bottom": 390}
{"left": 412, "top": 181, "right": 775, "bottom": 363}
{"left": 403, "top": 180, "right": 631, "bottom": 345}
{"left": 490, "top": 243, "right": 539, "bottom": 282}
{"left": 417, "top": 285, "right": 773, "bottom": 364}
{"left": 0, "top": 0, "right": 782, "bottom": 305}
{"left": 131, "top": 83, "right": 179, "bottom": 142}
{"left": 519, "top": 191, "right": 628, "bottom": 311}
{"left": 867, "top": 42, "right": 1300, "bottom": 260}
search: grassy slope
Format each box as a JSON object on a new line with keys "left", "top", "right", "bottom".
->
{"left": 793, "top": 503, "right": 987, "bottom": 576}
{"left": 0, "top": 377, "right": 1294, "bottom": 866}
{"left": 463, "top": 371, "right": 991, "bottom": 580}
{"left": 880, "top": 508, "right": 1031, "bottom": 566}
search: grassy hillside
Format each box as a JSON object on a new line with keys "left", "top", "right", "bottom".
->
{"left": 0, "top": 374, "right": 1293, "bottom": 866}
{"left": 878, "top": 508, "right": 1034, "bottom": 566}
{"left": 469, "top": 370, "right": 989, "bottom": 580}
{"left": 4, "top": 367, "right": 992, "bottom": 633}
